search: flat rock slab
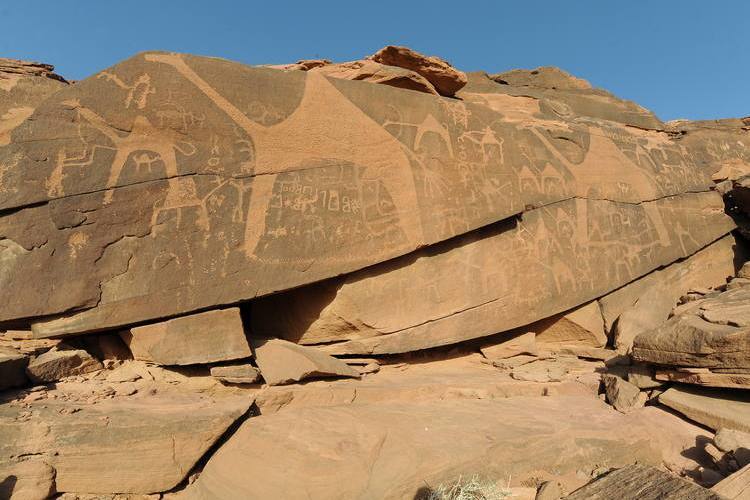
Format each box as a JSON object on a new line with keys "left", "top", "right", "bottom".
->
{"left": 174, "top": 396, "right": 711, "bottom": 500}
{"left": 659, "top": 386, "right": 750, "bottom": 432}
{"left": 121, "top": 308, "right": 251, "bottom": 366}
{"left": 0, "top": 392, "right": 251, "bottom": 494}
{"left": 252, "top": 338, "right": 359, "bottom": 386}
{"left": 566, "top": 464, "right": 723, "bottom": 500}
{"left": 256, "top": 192, "right": 732, "bottom": 355}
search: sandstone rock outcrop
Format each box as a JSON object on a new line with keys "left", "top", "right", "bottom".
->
{"left": 369, "top": 45, "right": 467, "bottom": 96}
{"left": 0, "top": 47, "right": 746, "bottom": 499}
{"left": 0, "top": 351, "right": 28, "bottom": 390}
{"left": 210, "top": 362, "right": 260, "bottom": 384}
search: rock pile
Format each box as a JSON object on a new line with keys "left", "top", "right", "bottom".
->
{"left": 0, "top": 47, "right": 749, "bottom": 499}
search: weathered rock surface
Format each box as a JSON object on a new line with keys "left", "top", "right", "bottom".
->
{"left": 659, "top": 386, "right": 750, "bottom": 432}
{"left": 0, "top": 51, "right": 643, "bottom": 337}
{"left": 252, "top": 338, "right": 359, "bottom": 385}
{"left": 632, "top": 286, "right": 750, "bottom": 369}
{"left": 25, "top": 348, "right": 102, "bottom": 383}
{"left": 210, "top": 362, "right": 260, "bottom": 384}
{"left": 565, "top": 464, "right": 723, "bottom": 500}
{"left": 121, "top": 308, "right": 251, "bottom": 365}
{"left": 173, "top": 395, "right": 710, "bottom": 500}
{"left": 0, "top": 390, "right": 251, "bottom": 494}
{"left": 255, "top": 192, "right": 732, "bottom": 355}
{"left": 369, "top": 45, "right": 467, "bottom": 96}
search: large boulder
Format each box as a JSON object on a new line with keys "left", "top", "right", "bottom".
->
{"left": 0, "top": 51, "right": 607, "bottom": 337}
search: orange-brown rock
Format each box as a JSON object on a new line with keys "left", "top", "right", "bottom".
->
{"left": 369, "top": 45, "right": 467, "bottom": 96}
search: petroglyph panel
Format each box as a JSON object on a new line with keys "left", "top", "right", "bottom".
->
{"left": 252, "top": 191, "right": 735, "bottom": 354}
{"left": 0, "top": 52, "right": 723, "bottom": 336}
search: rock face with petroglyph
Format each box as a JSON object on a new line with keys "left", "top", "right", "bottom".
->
{"left": 1, "top": 48, "right": 749, "bottom": 500}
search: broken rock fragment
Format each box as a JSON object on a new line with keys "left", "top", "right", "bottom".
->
{"left": 252, "top": 338, "right": 359, "bottom": 386}
{"left": 121, "top": 308, "right": 251, "bottom": 366}
{"left": 26, "top": 348, "right": 102, "bottom": 383}
{"left": 210, "top": 362, "right": 261, "bottom": 384}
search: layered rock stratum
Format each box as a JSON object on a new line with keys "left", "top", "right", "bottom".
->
{"left": 0, "top": 47, "right": 748, "bottom": 499}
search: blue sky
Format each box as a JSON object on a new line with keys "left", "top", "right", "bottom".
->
{"left": 1, "top": 1, "right": 747, "bottom": 121}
